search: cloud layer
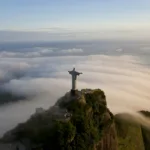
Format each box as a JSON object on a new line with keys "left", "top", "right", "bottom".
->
{"left": 0, "top": 48, "right": 150, "bottom": 136}
{"left": 0, "top": 48, "right": 83, "bottom": 58}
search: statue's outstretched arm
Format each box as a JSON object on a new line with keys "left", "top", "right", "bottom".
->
{"left": 77, "top": 72, "right": 82, "bottom": 75}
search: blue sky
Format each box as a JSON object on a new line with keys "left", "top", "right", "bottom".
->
{"left": 0, "top": 0, "right": 150, "bottom": 41}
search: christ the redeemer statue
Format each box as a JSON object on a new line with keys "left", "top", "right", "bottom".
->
{"left": 68, "top": 68, "right": 82, "bottom": 92}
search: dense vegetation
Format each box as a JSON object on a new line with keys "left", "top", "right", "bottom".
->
{"left": 53, "top": 89, "right": 108, "bottom": 150}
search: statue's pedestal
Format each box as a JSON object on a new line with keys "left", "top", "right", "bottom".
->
{"left": 71, "top": 90, "right": 77, "bottom": 96}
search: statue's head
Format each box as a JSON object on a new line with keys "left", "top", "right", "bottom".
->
{"left": 73, "top": 68, "right": 75, "bottom": 71}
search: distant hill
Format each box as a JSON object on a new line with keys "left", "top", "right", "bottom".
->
{"left": 1, "top": 89, "right": 150, "bottom": 150}
{"left": 115, "top": 113, "right": 145, "bottom": 150}
{"left": 0, "top": 91, "right": 26, "bottom": 105}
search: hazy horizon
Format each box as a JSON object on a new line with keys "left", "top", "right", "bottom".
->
{"left": 1, "top": 0, "right": 150, "bottom": 41}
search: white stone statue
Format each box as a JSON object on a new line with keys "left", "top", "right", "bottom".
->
{"left": 68, "top": 68, "right": 82, "bottom": 91}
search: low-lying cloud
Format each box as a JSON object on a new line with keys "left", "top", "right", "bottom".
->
{"left": 0, "top": 48, "right": 83, "bottom": 58}
{"left": 0, "top": 48, "right": 150, "bottom": 136}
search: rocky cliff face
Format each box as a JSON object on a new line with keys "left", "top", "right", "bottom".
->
{"left": 95, "top": 122, "right": 118, "bottom": 150}
{"left": 1, "top": 89, "right": 150, "bottom": 150}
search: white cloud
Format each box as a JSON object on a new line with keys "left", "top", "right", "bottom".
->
{"left": 0, "top": 48, "right": 53, "bottom": 58}
{"left": 0, "top": 48, "right": 83, "bottom": 58}
{"left": 61, "top": 48, "right": 83, "bottom": 53}
{"left": 116, "top": 48, "right": 123, "bottom": 52}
